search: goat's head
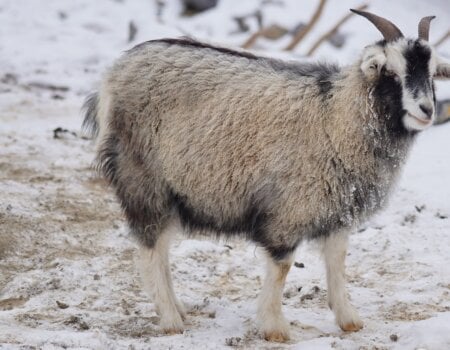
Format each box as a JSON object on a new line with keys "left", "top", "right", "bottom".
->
{"left": 352, "top": 9, "right": 450, "bottom": 132}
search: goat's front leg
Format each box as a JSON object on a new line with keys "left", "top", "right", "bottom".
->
{"left": 322, "top": 232, "right": 363, "bottom": 332}
{"left": 257, "top": 251, "right": 294, "bottom": 342}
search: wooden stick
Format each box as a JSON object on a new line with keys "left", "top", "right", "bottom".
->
{"left": 242, "top": 30, "right": 264, "bottom": 49}
{"left": 306, "top": 3, "right": 368, "bottom": 57}
{"left": 435, "top": 30, "right": 450, "bottom": 48}
{"left": 284, "top": 0, "right": 327, "bottom": 51}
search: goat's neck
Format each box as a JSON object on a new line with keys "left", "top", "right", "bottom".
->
{"left": 324, "top": 63, "right": 414, "bottom": 179}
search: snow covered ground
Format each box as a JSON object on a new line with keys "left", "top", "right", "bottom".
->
{"left": 0, "top": 0, "right": 449, "bottom": 349}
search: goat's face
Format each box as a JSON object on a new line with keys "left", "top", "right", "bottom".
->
{"left": 354, "top": 10, "right": 450, "bottom": 132}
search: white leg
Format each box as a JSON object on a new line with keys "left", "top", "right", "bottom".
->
{"left": 163, "top": 256, "right": 186, "bottom": 319}
{"left": 138, "top": 220, "right": 184, "bottom": 334}
{"left": 257, "top": 252, "right": 294, "bottom": 342}
{"left": 322, "top": 232, "right": 363, "bottom": 332}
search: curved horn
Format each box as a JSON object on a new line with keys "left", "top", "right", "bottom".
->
{"left": 418, "top": 16, "right": 435, "bottom": 41}
{"left": 351, "top": 9, "right": 404, "bottom": 42}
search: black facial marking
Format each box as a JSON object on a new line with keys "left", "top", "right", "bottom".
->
{"left": 404, "top": 40, "right": 432, "bottom": 98}
{"left": 373, "top": 67, "right": 409, "bottom": 136}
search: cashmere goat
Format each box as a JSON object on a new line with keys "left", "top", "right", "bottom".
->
{"left": 83, "top": 10, "right": 450, "bottom": 342}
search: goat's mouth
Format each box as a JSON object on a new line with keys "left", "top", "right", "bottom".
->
{"left": 407, "top": 113, "right": 432, "bottom": 125}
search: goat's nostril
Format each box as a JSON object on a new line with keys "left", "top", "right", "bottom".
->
{"left": 419, "top": 104, "right": 433, "bottom": 119}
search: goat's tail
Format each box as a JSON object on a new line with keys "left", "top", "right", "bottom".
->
{"left": 81, "top": 92, "right": 99, "bottom": 139}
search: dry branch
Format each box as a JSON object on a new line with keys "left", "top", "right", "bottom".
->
{"left": 284, "top": 0, "right": 327, "bottom": 51}
{"left": 242, "top": 24, "right": 287, "bottom": 49}
{"left": 306, "top": 3, "right": 368, "bottom": 57}
{"left": 27, "top": 82, "right": 70, "bottom": 92}
{"left": 240, "top": 11, "right": 265, "bottom": 49}
{"left": 242, "top": 30, "right": 262, "bottom": 49}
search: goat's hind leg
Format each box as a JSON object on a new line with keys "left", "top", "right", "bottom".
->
{"left": 138, "top": 219, "right": 184, "bottom": 334}
{"left": 322, "top": 231, "right": 363, "bottom": 332}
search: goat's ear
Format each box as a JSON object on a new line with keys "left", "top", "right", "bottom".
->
{"left": 360, "top": 47, "right": 387, "bottom": 80}
{"left": 435, "top": 57, "right": 450, "bottom": 80}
